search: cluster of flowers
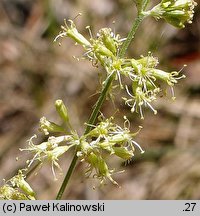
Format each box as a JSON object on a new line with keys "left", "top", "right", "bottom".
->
{"left": 0, "top": 100, "right": 144, "bottom": 193}
{"left": 147, "top": 0, "right": 197, "bottom": 28}
{"left": 0, "top": 171, "right": 35, "bottom": 200}
{"left": 54, "top": 0, "right": 197, "bottom": 118}
{"left": 1, "top": 0, "right": 197, "bottom": 199}
{"left": 28, "top": 102, "right": 144, "bottom": 185}
{"left": 77, "top": 116, "right": 144, "bottom": 185}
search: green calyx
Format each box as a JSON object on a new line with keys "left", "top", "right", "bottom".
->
{"left": 149, "top": 0, "right": 197, "bottom": 28}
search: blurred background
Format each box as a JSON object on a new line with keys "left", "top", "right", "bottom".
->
{"left": 0, "top": 0, "right": 200, "bottom": 199}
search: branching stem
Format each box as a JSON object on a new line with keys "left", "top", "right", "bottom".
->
{"left": 56, "top": 7, "right": 147, "bottom": 200}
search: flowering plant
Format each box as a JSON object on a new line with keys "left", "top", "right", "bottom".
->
{"left": 0, "top": 0, "right": 197, "bottom": 200}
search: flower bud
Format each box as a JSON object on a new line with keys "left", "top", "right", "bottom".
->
{"left": 55, "top": 99, "right": 69, "bottom": 123}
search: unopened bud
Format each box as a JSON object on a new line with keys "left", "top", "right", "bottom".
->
{"left": 55, "top": 99, "right": 69, "bottom": 123}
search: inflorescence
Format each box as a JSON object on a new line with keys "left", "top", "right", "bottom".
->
{"left": 147, "top": 0, "right": 197, "bottom": 28}
{"left": 24, "top": 103, "right": 144, "bottom": 186}
{"left": 54, "top": 16, "right": 187, "bottom": 118}
{"left": 0, "top": 0, "right": 197, "bottom": 199}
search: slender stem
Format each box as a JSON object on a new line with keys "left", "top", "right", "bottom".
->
{"left": 56, "top": 151, "right": 78, "bottom": 200}
{"left": 119, "top": 13, "right": 145, "bottom": 58}
{"left": 56, "top": 73, "right": 115, "bottom": 200}
{"left": 56, "top": 10, "right": 146, "bottom": 200}
{"left": 84, "top": 74, "right": 115, "bottom": 134}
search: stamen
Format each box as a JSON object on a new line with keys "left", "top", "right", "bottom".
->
{"left": 119, "top": 38, "right": 127, "bottom": 42}
{"left": 112, "top": 21, "right": 116, "bottom": 36}
{"left": 51, "top": 161, "right": 57, "bottom": 181}
{"left": 117, "top": 70, "right": 123, "bottom": 89}
{"left": 126, "top": 100, "right": 133, "bottom": 107}
{"left": 131, "top": 140, "right": 145, "bottom": 154}
{"left": 53, "top": 32, "right": 67, "bottom": 42}
{"left": 73, "top": 13, "right": 82, "bottom": 20}
{"left": 86, "top": 26, "right": 93, "bottom": 39}
{"left": 27, "top": 134, "right": 37, "bottom": 145}
{"left": 175, "top": 75, "right": 186, "bottom": 80}
{"left": 139, "top": 105, "right": 144, "bottom": 119}
{"left": 146, "top": 75, "right": 157, "bottom": 88}
{"left": 145, "top": 101, "right": 157, "bottom": 115}
{"left": 125, "top": 85, "right": 134, "bottom": 98}
{"left": 63, "top": 19, "right": 68, "bottom": 27}
{"left": 170, "top": 86, "right": 176, "bottom": 100}
{"left": 28, "top": 153, "right": 39, "bottom": 168}
{"left": 131, "top": 101, "right": 136, "bottom": 113}
{"left": 123, "top": 116, "right": 130, "bottom": 129}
